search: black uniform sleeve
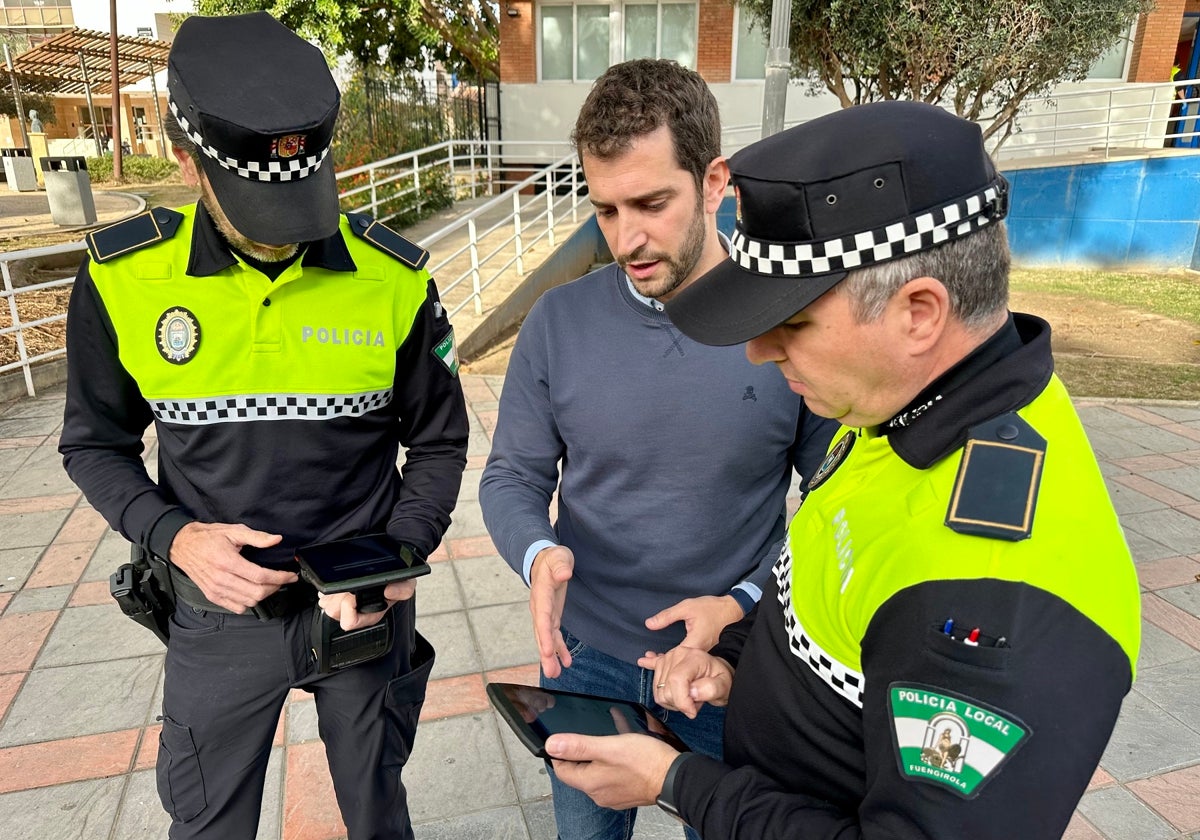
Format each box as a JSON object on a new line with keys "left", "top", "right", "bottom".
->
{"left": 675, "top": 579, "right": 1131, "bottom": 839}
{"left": 791, "top": 403, "right": 839, "bottom": 485}
{"left": 58, "top": 258, "right": 188, "bottom": 547}
{"left": 385, "top": 278, "right": 469, "bottom": 558}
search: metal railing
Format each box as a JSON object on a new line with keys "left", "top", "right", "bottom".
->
{"left": 1, "top": 241, "right": 79, "bottom": 397}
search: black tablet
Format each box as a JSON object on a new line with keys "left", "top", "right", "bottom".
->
{"left": 487, "top": 682, "right": 691, "bottom": 759}
{"left": 294, "top": 533, "right": 431, "bottom": 594}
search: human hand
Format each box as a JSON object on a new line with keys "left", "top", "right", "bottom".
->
{"left": 529, "top": 545, "right": 574, "bottom": 677}
{"left": 637, "top": 647, "right": 734, "bottom": 718}
{"left": 317, "top": 579, "right": 417, "bottom": 631}
{"left": 545, "top": 732, "right": 679, "bottom": 810}
{"left": 169, "top": 522, "right": 296, "bottom": 613}
{"left": 644, "top": 594, "right": 745, "bottom": 652}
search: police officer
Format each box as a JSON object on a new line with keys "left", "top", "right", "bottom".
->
{"left": 59, "top": 13, "right": 468, "bottom": 840}
{"left": 541, "top": 101, "right": 1141, "bottom": 839}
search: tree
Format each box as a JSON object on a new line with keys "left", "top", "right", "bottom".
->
{"left": 738, "top": 0, "right": 1153, "bottom": 145}
{"left": 193, "top": 0, "right": 499, "bottom": 82}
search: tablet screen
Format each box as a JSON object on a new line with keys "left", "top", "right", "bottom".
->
{"left": 296, "top": 534, "right": 425, "bottom": 586}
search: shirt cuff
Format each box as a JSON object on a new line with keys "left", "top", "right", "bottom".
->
{"left": 728, "top": 582, "right": 761, "bottom": 616}
{"left": 522, "top": 539, "right": 559, "bottom": 586}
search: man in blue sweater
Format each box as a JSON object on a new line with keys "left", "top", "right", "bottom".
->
{"left": 479, "top": 59, "right": 835, "bottom": 840}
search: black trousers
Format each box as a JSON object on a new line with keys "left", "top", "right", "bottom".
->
{"left": 156, "top": 598, "right": 434, "bottom": 840}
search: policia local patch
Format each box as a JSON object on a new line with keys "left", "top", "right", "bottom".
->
{"left": 432, "top": 328, "right": 459, "bottom": 377}
{"left": 889, "top": 683, "right": 1030, "bottom": 798}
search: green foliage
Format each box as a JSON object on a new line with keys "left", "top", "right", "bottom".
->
{"left": 739, "top": 0, "right": 1153, "bottom": 144}
{"left": 85, "top": 155, "right": 181, "bottom": 184}
{"left": 339, "top": 163, "right": 454, "bottom": 228}
{"left": 0, "top": 32, "right": 58, "bottom": 124}
{"left": 192, "top": 0, "right": 499, "bottom": 81}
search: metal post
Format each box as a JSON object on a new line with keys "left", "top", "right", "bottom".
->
{"left": 1104, "top": 90, "right": 1113, "bottom": 160}
{"left": 110, "top": 0, "right": 123, "bottom": 180}
{"left": 760, "top": 0, "right": 793, "bottom": 139}
{"left": 0, "top": 261, "right": 34, "bottom": 398}
{"left": 487, "top": 141, "right": 495, "bottom": 194}
{"left": 449, "top": 143, "right": 457, "bottom": 201}
{"left": 571, "top": 161, "right": 579, "bottom": 223}
{"left": 469, "top": 143, "right": 478, "bottom": 199}
{"left": 468, "top": 217, "right": 482, "bottom": 315}
{"left": 413, "top": 155, "right": 422, "bottom": 215}
{"left": 146, "top": 59, "right": 167, "bottom": 158}
{"left": 369, "top": 167, "right": 378, "bottom": 216}
{"left": 78, "top": 50, "right": 104, "bottom": 157}
{"left": 546, "top": 168, "right": 556, "bottom": 250}
{"left": 3, "top": 44, "right": 30, "bottom": 151}
{"left": 513, "top": 192, "right": 525, "bottom": 276}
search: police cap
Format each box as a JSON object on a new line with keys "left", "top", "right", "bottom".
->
{"left": 667, "top": 101, "right": 1009, "bottom": 346}
{"left": 168, "top": 12, "right": 340, "bottom": 246}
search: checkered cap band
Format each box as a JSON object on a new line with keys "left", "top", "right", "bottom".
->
{"left": 169, "top": 97, "right": 330, "bottom": 183}
{"left": 774, "top": 544, "right": 865, "bottom": 708}
{"left": 149, "top": 389, "right": 392, "bottom": 426}
{"left": 730, "top": 183, "right": 1005, "bottom": 278}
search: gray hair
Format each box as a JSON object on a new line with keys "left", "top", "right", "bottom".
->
{"left": 838, "top": 222, "right": 1010, "bottom": 330}
{"left": 163, "top": 114, "right": 201, "bottom": 167}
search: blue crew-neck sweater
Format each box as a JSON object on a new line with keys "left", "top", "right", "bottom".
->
{"left": 480, "top": 264, "right": 835, "bottom": 664}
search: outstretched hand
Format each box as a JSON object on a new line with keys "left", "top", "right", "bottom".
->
{"left": 529, "top": 545, "right": 575, "bottom": 677}
{"left": 644, "top": 593, "right": 745, "bottom": 652}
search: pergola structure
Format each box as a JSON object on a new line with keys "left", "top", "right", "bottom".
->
{"left": 7, "top": 28, "right": 171, "bottom": 157}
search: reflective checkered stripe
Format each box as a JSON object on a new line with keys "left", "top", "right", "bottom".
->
{"left": 730, "top": 183, "right": 1005, "bottom": 277}
{"left": 149, "top": 389, "right": 392, "bottom": 425}
{"left": 169, "top": 98, "right": 329, "bottom": 182}
{"left": 774, "top": 545, "right": 866, "bottom": 708}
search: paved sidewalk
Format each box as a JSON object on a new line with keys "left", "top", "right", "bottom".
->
{"left": 0, "top": 379, "right": 1198, "bottom": 839}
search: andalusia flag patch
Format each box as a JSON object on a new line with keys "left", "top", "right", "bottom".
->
{"left": 889, "top": 683, "right": 1030, "bottom": 799}
{"left": 432, "top": 328, "right": 459, "bottom": 376}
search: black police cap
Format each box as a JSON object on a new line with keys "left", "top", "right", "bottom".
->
{"left": 667, "top": 101, "right": 1009, "bottom": 346}
{"left": 168, "top": 13, "right": 341, "bottom": 246}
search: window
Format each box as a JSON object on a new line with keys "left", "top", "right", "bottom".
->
{"left": 540, "top": 2, "right": 697, "bottom": 81}
{"left": 734, "top": 5, "right": 768, "bottom": 80}
{"left": 1086, "top": 26, "right": 1133, "bottom": 81}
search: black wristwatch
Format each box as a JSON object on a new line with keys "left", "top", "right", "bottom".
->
{"left": 656, "top": 753, "right": 693, "bottom": 823}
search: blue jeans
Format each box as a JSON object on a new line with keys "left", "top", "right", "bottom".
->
{"left": 542, "top": 627, "right": 724, "bottom": 840}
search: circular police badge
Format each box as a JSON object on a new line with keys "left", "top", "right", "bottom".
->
{"left": 807, "top": 429, "right": 856, "bottom": 492}
{"left": 156, "top": 307, "right": 201, "bottom": 364}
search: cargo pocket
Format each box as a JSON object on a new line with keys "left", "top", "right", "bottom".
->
{"left": 156, "top": 716, "right": 207, "bottom": 823}
{"left": 382, "top": 631, "right": 436, "bottom": 768}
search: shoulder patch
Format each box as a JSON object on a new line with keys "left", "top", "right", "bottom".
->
{"left": 86, "top": 208, "right": 183, "bottom": 264}
{"left": 346, "top": 212, "right": 429, "bottom": 270}
{"left": 945, "top": 412, "right": 1046, "bottom": 541}
{"left": 889, "top": 682, "right": 1031, "bottom": 799}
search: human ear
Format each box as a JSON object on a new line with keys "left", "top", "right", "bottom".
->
{"left": 897, "top": 276, "right": 949, "bottom": 352}
{"left": 702, "top": 157, "right": 730, "bottom": 215}
{"left": 172, "top": 148, "right": 202, "bottom": 187}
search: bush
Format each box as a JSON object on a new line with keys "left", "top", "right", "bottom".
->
{"left": 85, "top": 155, "right": 181, "bottom": 185}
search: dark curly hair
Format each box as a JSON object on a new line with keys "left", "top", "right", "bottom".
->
{"left": 571, "top": 59, "right": 721, "bottom": 189}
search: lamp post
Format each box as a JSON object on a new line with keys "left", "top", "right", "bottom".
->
{"left": 110, "top": 0, "right": 122, "bottom": 181}
{"left": 760, "top": 0, "right": 792, "bottom": 139}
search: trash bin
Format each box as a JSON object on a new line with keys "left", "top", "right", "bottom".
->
{"left": 1, "top": 148, "right": 37, "bottom": 192}
{"left": 40, "top": 156, "right": 97, "bottom": 226}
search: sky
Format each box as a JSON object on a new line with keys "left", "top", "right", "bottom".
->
{"left": 69, "top": 0, "right": 194, "bottom": 38}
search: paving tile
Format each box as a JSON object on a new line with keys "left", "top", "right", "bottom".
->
{"left": 111, "top": 767, "right": 172, "bottom": 839}
{"left": 258, "top": 745, "right": 286, "bottom": 840}
{"left": 0, "top": 609, "right": 55, "bottom": 674}
{"left": 0, "top": 656, "right": 163, "bottom": 747}
{"left": 0, "top": 546, "right": 41, "bottom": 593}
{"left": 287, "top": 696, "right": 319, "bottom": 744}
{"left": 0, "top": 508, "right": 70, "bottom": 551}
{"left": 0, "top": 492, "right": 77, "bottom": 514}
{"left": 1159, "top": 582, "right": 1200, "bottom": 619}
{"left": 1111, "top": 404, "right": 1176, "bottom": 427}
{"left": 0, "top": 729, "right": 139, "bottom": 794}
{"left": 405, "top": 713, "right": 518, "bottom": 824}
{"left": 458, "top": 467, "right": 483, "bottom": 502}
{"left": 421, "top": 610, "right": 482, "bottom": 679}
{"left": 1144, "top": 466, "right": 1200, "bottom": 504}
{"left": 414, "top": 561, "right": 464, "bottom": 617}
{"left": 81, "top": 529, "right": 131, "bottom": 583}
{"left": 1142, "top": 593, "right": 1200, "bottom": 652}
{"left": 444, "top": 500, "right": 487, "bottom": 540}
{"left": 1114, "top": 454, "right": 1196, "bottom": 473}
{"left": 1128, "top": 763, "right": 1200, "bottom": 833}
{"left": 423, "top": 673, "right": 489, "bottom": 721}
{"left": 0, "top": 592, "right": 9, "bottom": 614}
{"left": 1139, "top": 556, "right": 1200, "bottom": 592}
{"left": 522, "top": 798, "right": 557, "bottom": 840}
{"left": 1107, "top": 479, "right": 1170, "bottom": 515}
{"left": 486, "top": 663, "right": 541, "bottom": 687}
{"left": 448, "top": 534, "right": 499, "bottom": 559}
{"left": 282, "top": 740, "right": 346, "bottom": 840}
{"left": 1139, "top": 621, "right": 1200, "bottom": 671}
{"left": 414, "top": 805, "right": 533, "bottom": 840}
{"left": 1076, "top": 784, "right": 1178, "bottom": 840}
{"left": 26, "top": 540, "right": 94, "bottom": 588}
{"left": 1113, "top": 473, "right": 1198, "bottom": 509}
{"left": 135, "top": 724, "right": 160, "bottom": 770}
{"left": 467, "top": 430, "right": 494, "bottom": 459}
{"left": 1123, "top": 510, "right": 1200, "bottom": 556}
{"left": 1102, "top": 688, "right": 1200, "bottom": 781}
{"left": 0, "top": 775, "right": 124, "bottom": 840}
{"left": 492, "top": 708, "right": 553, "bottom": 801}
{"left": 55, "top": 506, "right": 109, "bottom": 545}
{"left": 1088, "top": 766, "right": 1116, "bottom": 789}
{"left": 1062, "top": 812, "right": 1105, "bottom": 840}
{"left": 455, "top": 554, "right": 530, "bottom": 608}
{"left": 1150, "top": 406, "right": 1200, "bottom": 423}
{"left": 69, "top": 579, "right": 114, "bottom": 607}
{"left": 38, "top": 603, "right": 164, "bottom": 667}
{"left": 1108, "top": 424, "right": 1200, "bottom": 455}
{"left": 468, "top": 601, "right": 538, "bottom": 672}
{"left": 0, "top": 671, "right": 24, "bottom": 720}
{"left": 1085, "top": 428, "right": 1158, "bottom": 461}
{"left": 7, "top": 583, "right": 70, "bottom": 613}
{"left": 466, "top": 454, "right": 488, "bottom": 470}
{"left": 0, "top": 416, "right": 59, "bottom": 439}
{"left": 0, "top": 464, "right": 81, "bottom": 500}
{"left": 1136, "top": 655, "right": 1200, "bottom": 733}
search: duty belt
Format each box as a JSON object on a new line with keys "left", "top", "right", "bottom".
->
{"left": 167, "top": 563, "right": 315, "bottom": 620}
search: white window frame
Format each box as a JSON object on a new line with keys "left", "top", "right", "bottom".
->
{"left": 732, "top": 3, "right": 768, "bottom": 81}
{"left": 538, "top": 0, "right": 700, "bottom": 82}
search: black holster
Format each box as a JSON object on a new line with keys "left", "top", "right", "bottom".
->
{"left": 110, "top": 544, "right": 176, "bottom": 645}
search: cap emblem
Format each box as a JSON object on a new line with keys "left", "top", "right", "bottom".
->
{"left": 272, "top": 134, "right": 306, "bottom": 159}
